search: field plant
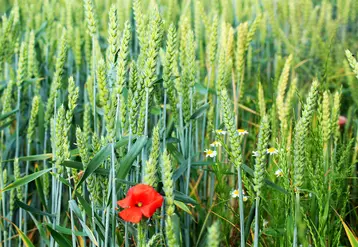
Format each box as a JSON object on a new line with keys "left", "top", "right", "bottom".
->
{"left": 0, "top": 0, "right": 357, "bottom": 246}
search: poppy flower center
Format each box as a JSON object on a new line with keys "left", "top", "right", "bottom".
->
{"left": 136, "top": 202, "right": 143, "bottom": 207}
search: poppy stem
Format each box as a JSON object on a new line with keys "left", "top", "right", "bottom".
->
{"left": 137, "top": 222, "right": 145, "bottom": 247}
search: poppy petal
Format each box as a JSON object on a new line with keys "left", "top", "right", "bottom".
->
{"left": 140, "top": 194, "right": 164, "bottom": 218}
{"left": 131, "top": 184, "right": 156, "bottom": 205}
{"left": 119, "top": 207, "right": 142, "bottom": 223}
{"left": 117, "top": 194, "right": 134, "bottom": 208}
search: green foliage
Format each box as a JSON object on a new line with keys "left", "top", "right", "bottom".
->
{"left": 0, "top": 1, "right": 357, "bottom": 247}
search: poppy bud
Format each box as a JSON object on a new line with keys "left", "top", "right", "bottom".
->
{"left": 338, "top": 116, "right": 347, "bottom": 127}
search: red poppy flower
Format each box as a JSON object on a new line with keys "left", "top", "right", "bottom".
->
{"left": 117, "top": 184, "right": 164, "bottom": 223}
{"left": 338, "top": 116, "right": 347, "bottom": 127}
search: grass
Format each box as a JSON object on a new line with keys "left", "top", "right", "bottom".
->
{"left": 0, "top": 0, "right": 357, "bottom": 246}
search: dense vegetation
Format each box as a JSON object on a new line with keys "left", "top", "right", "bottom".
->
{"left": 0, "top": 0, "right": 357, "bottom": 246}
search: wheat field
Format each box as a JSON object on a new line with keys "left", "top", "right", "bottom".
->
{"left": 0, "top": 0, "right": 357, "bottom": 246}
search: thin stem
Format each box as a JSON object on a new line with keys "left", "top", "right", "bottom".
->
{"left": 144, "top": 87, "right": 150, "bottom": 137}
{"left": 15, "top": 85, "right": 23, "bottom": 246}
{"left": 237, "top": 167, "right": 245, "bottom": 247}
{"left": 67, "top": 171, "right": 76, "bottom": 247}
{"left": 23, "top": 142, "right": 31, "bottom": 235}
{"left": 185, "top": 88, "right": 193, "bottom": 195}
{"left": 254, "top": 197, "right": 260, "bottom": 247}
{"left": 92, "top": 36, "right": 97, "bottom": 134}
{"left": 162, "top": 90, "right": 167, "bottom": 149}
{"left": 104, "top": 159, "right": 113, "bottom": 247}
{"left": 293, "top": 192, "right": 300, "bottom": 247}
{"left": 111, "top": 143, "right": 116, "bottom": 246}
{"left": 201, "top": 67, "right": 211, "bottom": 158}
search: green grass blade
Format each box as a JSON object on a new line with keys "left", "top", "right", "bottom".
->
{"left": 0, "top": 108, "right": 18, "bottom": 121}
{"left": 1, "top": 167, "right": 52, "bottom": 192}
{"left": 69, "top": 200, "right": 99, "bottom": 246}
{"left": 46, "top": 225, "right": 72, "bottom": 247}
{"left": 190, "top": 103, "right": 209, "bottom": 120}
{"left": 75, "top": 143, "right": 112, "bottom": 190}
{"left": 15, "top": 200, "right": 55, "bottom": 218}
{"left": 117, "top": 136, "right": 147, "bottom": 179}
{"left": 34, "top": 165, "right": 48, "bottom": 211}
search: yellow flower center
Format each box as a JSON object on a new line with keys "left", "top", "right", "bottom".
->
{"left": 233, "top": 190, "right": 239, "bottom": 195}
{"left": 237, "top": 129, "right": 246, "bottom": 133}
{"left": 206, "top": 150, "right": 213, "bottom": 155}
{"left": 268, "top": 147, "right": 276, "bottom": 153}
{"left": 137, "top": 202, "right": 143, "bottom": 207}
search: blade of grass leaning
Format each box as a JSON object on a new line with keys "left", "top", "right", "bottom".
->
{"left": 61, "top": 160, "right": 109, "bottom": 175}
{"left": 75, "top": 143, "right": 112, "bottom": 190}
{"left": 50, "top": 224, "right": 88, "bottom": 237}
{"left": 46, "top": 225, "right": 72, "bottom": 247}
{"left": 0, "top": 215, "right": 36, "bottom": 247}
{"left": 117, "top": 136, "right": 147, "bottom": 179}
{"left": 15, "top": 200, "right": 55, "bottom": 218}
{"left": 0, "top": 108, "right": 18, "bottom": 121}
{"left": 34, "top": 165, "right": 48, "bottom": 211}
{"left": 1, "top": 168, "right": 52, "bottom": 192}
{"left": 75, "top": 192, "right": 106, "bottom": 241}
{"left": 69, "top": 200, "right": 99, "bottom": 246}
{"left": 28, "top": 213, "right": 50, "bottom": 246}
{"left": 1, "top": 153, "right": 53, "bottom": 163}
{"left": 335, "top": 209, "right": 358, "bottom": 246}
{"left": 189, "top": 103, "right": 209, "bottom": 120}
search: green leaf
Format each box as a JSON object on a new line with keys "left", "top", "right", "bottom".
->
{"left": 61, "top": 160, "right": 109, "bottom": 176}
{"left": 245, "top": 202, "right": 256, "bottom": 242}
{"left": 0, "top": 108, "right": 18, "bottom": 121}
{"left": 171, "top": 214, "right": 182, "bottom": 245}
{"left": 60, "top": 160, "right": 83, "bottom": 170}
{"left": 192, "top": 161, "right": 215, "bottom": 167}
{"left": 51, "top": 224, "right": 87, "bottom": 237}
{"left": 0, "top": 216, "right": 36, "bottom": 247}
{"left": 115, "top": 136, "right": 132, "bottom": 149}
{"left": 28, "top": 213, "right": 50, "bottom": 245}
{"left": 174, "top": 190, "right": 197, "bottom": 205}
{"left": 1, "top": 168, "right": 52, "bottom": 192}
{"left": 15, "top": 200, "right": 55, "bottom": 218}
{"left": 149, "top": 77, "right": 164, "bottom": 88}
{"left": 46, "top": 225, "right": 72, "bottom": 247}
{"left": 0, "top": 119, "right": 13, "bottom": 131}
{"left": 117, "top": 137, "right": 148, "bottom": 179}
{"left": 2, "top": 153, "right": 52, "bottom": 163}
{"left": 190, "top": 103, "right": 209, "bottom": 120}
{"left": 69, "top": 200, "right": 99, "bottom": 246}
{"left": 174, "top": 200, "right": 192, "bottom": 215}
{"left": 168, "top": 143, "right": 188, "bottom": 181}
{"left": 15, "top": 225, "right": 36, "bottom": 247}
{"left": 150, "top": 106, "right": 162, "bottom": 115}
{"left": 173, "top": 162, "right": 187, "bottom": 181}
{"left": 75, "top": 192, "right": 106, "bottom": 242}
{"left": 343, "top": 224, "right": 358, "bottom": 246}
{"left": 336, "top": 210, "right": 358, "bottom": 246}
{"left": 75, "top": 144, "right": 112, "bottom": 190}
{"left": 34, "top": 165, "right": 48, "bottom": 211}
{"left": 194, "top": 83, "right": 216, "bottom": 95}
{"left": 167, "top": 143, "right": 186, "bottom": 164}
{"left": 19, "top": 153, "right": 53, "bottom": 161}
{"left": 241, "top": 164, "right": 288, "bottom": 194}
{"left": 35, "top": 21, "right": 48, "bottom": 38}
{"left": 50, "top": 172, "right": 72, "bottom": 188}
